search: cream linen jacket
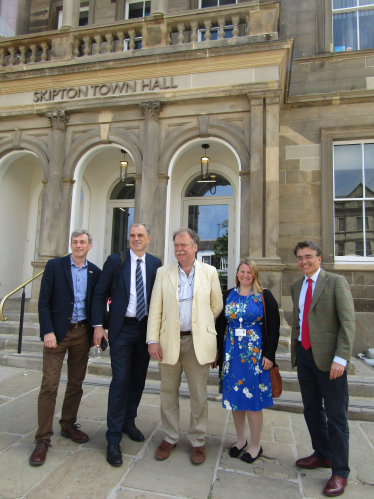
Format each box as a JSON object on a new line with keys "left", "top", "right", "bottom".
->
{"left": 146, "top": 260, "right": 223, "bottom": 365}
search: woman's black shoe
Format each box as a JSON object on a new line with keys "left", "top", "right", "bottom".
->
{"left": 229, "top": 440, "right": 248, "bottom": 458}
{"left": 241, "top": 446, "right": 263, "bottom": 463}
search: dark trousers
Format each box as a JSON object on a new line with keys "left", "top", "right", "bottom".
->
{"left": 106, "top": 316, "right": 149, "bottom": 445}
{"left": 296, "top": 342, "right": 350, "bottom": 479}
{"left": 35, "top": 325, "right": 90, "bottom": 441}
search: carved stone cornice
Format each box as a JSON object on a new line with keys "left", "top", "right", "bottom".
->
{"left": 139, "top": 101, "right": 163, "bottom": 122}
{"left": 46, "top": 110, "right": 69, "bottom": 130}
{"left": 158, "top": 173, "right": 169, "bottom": 184}
{"left": 239, "top": 169, "right": 250, "bottom": 177}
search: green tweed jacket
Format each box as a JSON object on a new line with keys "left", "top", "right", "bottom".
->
{"left": 290, "top": 268, "right": 355, "bottom": 372}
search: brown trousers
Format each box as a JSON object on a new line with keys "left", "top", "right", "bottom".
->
{"left": 35, "top": 325, "right": 90, "bottom": 442}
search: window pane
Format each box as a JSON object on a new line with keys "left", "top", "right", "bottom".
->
{"left": 220, "top": 0, "right": 236, "bottom": 5}
{"left": 359, "top": 1, "right": 374, "bottom": 6}
{"left": 333, "top": 12, "right": 358, "bottom": 51}
{"left": 364, "top": 144, "right": 374, "bottom": 196}
{"left": 111, "top": 207, "right": 134, "bottom": 253}
{"left": 339, "top": 218, "right": 346, "bottom": 231}
{"left": 79, "top": 11, "right": 89, "bottom": 26}
{"left": 186, "top": 174, "right": 233, "bottom": 197}
{"left": 333, "top": 0, "right": 357, "bottom": 8}
{"left": 359, "top": 9, "right": 374, "bottom": 49}
{"left": 201, "top": 0, "right": 218, "bottom": 7}
{"left": 334, "top": 144, "right": 362, "bottom": 198}
{"left": 110, "top": 178, "right": 136, "bottom": 199}
{"left": 145, "top": 1, "right": 151, "bottom": 16}
{"left": 335, "top": 200, "right": 363, "bottom": 256}
{"left": 129, "top": 3, "right": 144, "bottom": 18}
{"left": 357, "top": 216, "right": 363, "bottom": 230}
{"left": 366, "top": 200, "right": 374, "bottom": 256}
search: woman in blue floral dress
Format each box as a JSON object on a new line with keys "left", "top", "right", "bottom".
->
{"left": 215, "top": 259, "right": 280, "bottom": 463}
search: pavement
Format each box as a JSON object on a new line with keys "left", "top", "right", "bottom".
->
{"left": 0, "top": 365, "right": 374, "bottom": 499}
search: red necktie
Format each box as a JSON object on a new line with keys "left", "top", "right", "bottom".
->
{"left": 302, "top": 278, "right": 312, "bottom": 350}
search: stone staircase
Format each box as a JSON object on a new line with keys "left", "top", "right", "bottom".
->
{"left": 1, "top": 300, "right": 374, "bottom": 420}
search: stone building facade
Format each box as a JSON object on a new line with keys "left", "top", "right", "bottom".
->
{"left": 0, "top": 0, "right": 373, "bottom": 354}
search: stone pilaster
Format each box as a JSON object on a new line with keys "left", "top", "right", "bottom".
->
{"left": 239, "top": 169, "right": 250, "bottom": 259}
{"left": 60, "top": 0, "right": 80, "bottom": 29}
{"left": 139, "top": 101, "right": 164, "bottom": 259}
{"left": 38, "top": 110, "right": 70, "bottom": 260}
{"left": 248, "top": 97, "right": 264, "bottom": 258}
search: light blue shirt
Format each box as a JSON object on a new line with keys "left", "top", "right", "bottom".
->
{"left": 70, "top": 255, "right": 88, "bottom": 323}
{"left": 298, "top": 267, "right": 346, "bottom": 367}
{"left": 178, "top": 264, "right": 195, "bottom": 332}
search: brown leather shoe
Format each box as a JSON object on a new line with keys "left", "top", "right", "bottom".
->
{"left": 191, "top": 446, "right": 206, "bottom": 465}
{"left": 60, "top": 424, "right": 89, "bottom": 443}
{"left": 296, "top": 454, "right": 332, "bottom": 469}
{"left": 324, "top": 475, "right": 348, "bottom": 497}
{"left": 29, "top": 440, "right": 51, "bottom": 466}
{"left": 155, "top": 440, "right": 176, "bottom": 460}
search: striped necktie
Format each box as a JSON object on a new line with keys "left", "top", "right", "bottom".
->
{"left": 136, "top": 258, "right": 146, "bottom": 321}
{"left": 302, "top": 278, "right": 312, "bottom": 350}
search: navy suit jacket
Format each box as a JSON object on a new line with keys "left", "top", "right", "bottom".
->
{"left": 38, "top": 254, "right": 101, "bottom": 343}
{"left": 90, "top": 250, "right": 162, "bottom": 343}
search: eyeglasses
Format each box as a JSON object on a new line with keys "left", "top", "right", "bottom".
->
{"left": 296, "top": 255, "right": 317, "bottom": 262}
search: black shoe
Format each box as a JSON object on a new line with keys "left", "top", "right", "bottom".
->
{"left": 107, "top": 443, "right": 123, "bottom": 467}
{"left": 241, "top": 446, "right": 263, "bottom": 464}
{"left": 122, "top": 424, "right": 145, "bottom": 442}
{"left": 229, "top": 440, "right": 248, "bottom": 458}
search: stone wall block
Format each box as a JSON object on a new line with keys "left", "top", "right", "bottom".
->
{"left": 248, "top": 6, "right": 279, "bottom": 35}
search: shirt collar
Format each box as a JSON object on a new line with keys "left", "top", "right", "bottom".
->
{"left": 70, "top": 255, "right": 87, "bottom": 269}
{"left": 130, "top": 249, "right": 146, "bottom": 263}
{"left": 304, "top": 267, "right": 321, "bottom": 284}
{"left": 178, "top": 262, "right": 195, "bottom": 277}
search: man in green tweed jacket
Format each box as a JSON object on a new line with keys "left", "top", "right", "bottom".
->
{"left": 290, "top": 241, "right": 355, "bottom": 498}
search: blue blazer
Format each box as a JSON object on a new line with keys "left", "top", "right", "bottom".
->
{"left": 38, "top": 254, "right": 101, "bottom": 343}
{"left": 90, "top": 250, "right": 162, "bottom": 343}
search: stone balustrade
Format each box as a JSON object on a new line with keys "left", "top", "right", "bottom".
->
{"left": 0, "top": 1, "right": 279, "bottom": 70}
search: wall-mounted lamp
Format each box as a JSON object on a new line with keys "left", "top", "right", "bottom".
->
{"left": 119, "top": 149, "right": 128, "bottom": 182}
{"left": 201, "top": 144, "right": 210, "bottom": 179}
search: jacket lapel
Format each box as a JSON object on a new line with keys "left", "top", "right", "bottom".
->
{"left": 63, "top": 254, "right": 74, "bottom": 294}
{"left": 310, "top": 268, "right": 328, "bottom": 311}
{"left": 123, "top": 250, "right": 131, "bottom": 298}
{"left": 145, "top": 253, "right": 153, "bottom": 303}
{"left": 168, "top": 263, "right": 179, "bottom": 303}
{"left": 193, "top": 260, "right": 203, "bottom": 295}
{"left": 86, "top": 261, "right": 94, "bottom": 314}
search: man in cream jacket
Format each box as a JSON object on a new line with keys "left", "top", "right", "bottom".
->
{"left": 147, "top": 228, "right": 223, "bottom": 464}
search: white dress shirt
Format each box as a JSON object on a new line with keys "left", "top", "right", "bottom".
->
{"left": 298, "top": 268, "right": 346, "bottom": 367}
{"left": 178, "top": 264, "right": 195, "bottom": 332}
{"left": 125, "top": 249, "right": 148, "bottom": 317}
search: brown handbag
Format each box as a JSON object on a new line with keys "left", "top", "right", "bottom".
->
{"left": 261, "top": 292, "right": 282, "bottom": 398}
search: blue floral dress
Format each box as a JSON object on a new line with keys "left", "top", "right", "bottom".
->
{"left": 220, "top": 288, "right": 273, "bottom": 411}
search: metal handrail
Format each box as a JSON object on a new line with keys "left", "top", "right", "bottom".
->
{"left": 0, "top": 254, "right": 68, "bottom": 353}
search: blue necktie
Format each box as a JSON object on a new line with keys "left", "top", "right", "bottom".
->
{"left": 136, "top": 258, "right": 146, "bottom": 321}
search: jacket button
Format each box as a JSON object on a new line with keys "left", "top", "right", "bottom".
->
{"left": 68, "top": 317, "right": 70, "bottom": 320}
{"left": 71, "top": 302, "right": 73, "bottom": 305}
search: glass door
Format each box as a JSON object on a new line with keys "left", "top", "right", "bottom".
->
{"left": 106, "top": 201, "right": 134, "bottom": 256}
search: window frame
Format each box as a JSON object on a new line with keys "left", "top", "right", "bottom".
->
{"left": 322, "top": 127, "right": 374, "bottom": 265}
{"left": 125, "top": 0, "right": 151, "bottom": 19}
{"left": 198, "top": 0, "right": 238, "bottom": 8}
{"left": 50, "top": 0, "right": 95, "bottom": 30}
{"left": 332, "top": 0, "right": 374, "bottom": 52}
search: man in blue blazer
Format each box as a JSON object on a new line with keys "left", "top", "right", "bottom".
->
{"left": 30, "top": 229, "right": 101, "bottom": 467}
{"left": 91, "top": 222, "right": 162, "bottom": 467}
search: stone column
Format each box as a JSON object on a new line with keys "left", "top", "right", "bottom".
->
{"left": 139, "top": 101, "right": 164, "bottom": 260}
{"left": 29, "top": 111, "right": 70, "bottom": 311}
{"left": 61, "top": 0, "right": 80, "bottom": 29}
{"left": 239, "top": 169, "right": 251, "bottom": 259}
{"left": 264, "top": 96, "right": 280, "bottom": 260}
{"left": 38, "top": 110, "right": 70, "bottom": 260}
{"left": 248, "top": 97, "right": 264, "bottom": 258}
{"left": 151, "top": 0, "right": 168, "bottom": 15}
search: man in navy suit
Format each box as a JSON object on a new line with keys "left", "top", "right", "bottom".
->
{"left": 91, "top": 222, "right": 162, "bottom": 467}
{"left": 29, "top": 229, "right": 101, "bottom": 466}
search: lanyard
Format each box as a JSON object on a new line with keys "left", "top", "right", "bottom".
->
{"left": 237, "top": 286, "right": 252, "bottom": 327}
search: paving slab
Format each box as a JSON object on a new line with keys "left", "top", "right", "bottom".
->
{"left": 124, "top": 431, "right": 220, "bottom": 499}
{"left": 25, "top": 449, "right": 133, "bottom": 499}
{"left": 0, "top": 370, "right": 42, "bottom": 397}
{"left": 0, "top": 365, "right": 23, "bottom": 382}
{"left": 220, "top": 440, "right": 298, "bottom": 480}
{"left": 360, "top": 421, "right": 374, "bottom": 446}
{"left": 348, "top": 421, "right": 374, "bottom": 485}
{"left": 116, "top": 489, "right": 174, "bottom": 499}
{"left": 0, "top": 444, "right": 69, "bottom": 499}
{"left": 213, "top": 471, "right": 301, "bottom": 499}
{"left": 76, "top": 387, "right": 109, "bottom": 421}
{"left": 0, "top": 431, "right": 23, "bottom": 451}
{"left": 301, "top": 475, "right": 373, "bottom": 499}
{"left": 226, "top": 419, "right": 272, "bottom": 442}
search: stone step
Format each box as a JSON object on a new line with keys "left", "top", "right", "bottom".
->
{"left": 279, "top": 324, "right": 290, "bottom": 337}
{"left": 2, "top": 312, "right": 39, "bottom": 322}
{"left": 0, "top": 321, "right": 40, "bottom": 337}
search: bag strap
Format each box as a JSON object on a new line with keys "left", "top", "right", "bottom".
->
{"left": 111, "top": 251, "right": 127, "bottom": 296}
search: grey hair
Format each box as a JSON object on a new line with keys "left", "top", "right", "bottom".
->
{"left": 173, "top": 228, "right": 200, "bottom": 247}
{"left": 70, "top": 229, "right": 93, "bottom": 244}
{"left": 129, "top": 222, "right": 150, "bottom": 237}
{"left": 293, "top": 240, "right": 321, "bottom": 257}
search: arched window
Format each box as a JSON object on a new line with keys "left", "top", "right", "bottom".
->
{"left": 185, "top": 173, "right": 234, "bottom": 197}
{"left": 110, "top": 177, "right": 136, "bottom": 199}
